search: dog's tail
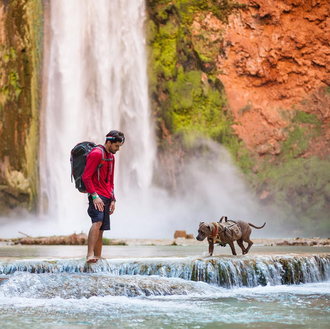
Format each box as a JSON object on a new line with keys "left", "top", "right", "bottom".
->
{"left": 248, "top": 222, "right": 266, "bottom": 229}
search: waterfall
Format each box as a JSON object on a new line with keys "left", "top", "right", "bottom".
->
{"left": 39, "top": 0, "right": 156, "bottom": 234}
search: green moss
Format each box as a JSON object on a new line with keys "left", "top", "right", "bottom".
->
{"left": 147, "top": 0, "right": 259, "bottom": 200}
{"left": 280, "top": 110, "right": 323, "bottom": 159}
{"left": 252, "top": 110, "right": 329, "bottom": 235}
{"left": 168, "top": 68, "right": 201, "bottom": 110}
{"left": 152, "top": 25, "right": 178, "bottom": 78}
{"left": 147, "top": 0, "right": 241, "bottom": 157}
{"left": 146, "top": 19, "right": 158, "bottom": 43}
{"left": 212, "top": 0, "right": 247, "bottom": 23}
{"left": 282, "top": 126, "right": 309, "bottom": 158}
{"left": 9, "top": 71, "right": 22, "bottom": 99}
{"left": 235, "top": 143, "right": 256, "bottom": 174}
{"left": 293, "top": 111, "right": 322, "bottom": 127}
{"left": 102, "top": 238, "right": 127, "bottom": 246}
{"left": 253, "top": 156, "right": 330, "bottom": 235}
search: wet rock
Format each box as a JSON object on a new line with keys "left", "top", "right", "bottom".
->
{"left": 0, "top": 277, "right": 9, "bottom": 285}
{"left": 18, "top": 233, "right": 88, "bottom": 245}
{"left": 174, "top": 230, "right": 187, "bottom": 238}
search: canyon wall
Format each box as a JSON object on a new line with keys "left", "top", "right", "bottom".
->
{"left": 147, "top": 0, "right": 330, "bottom": 235}
{"left": 217, "top": 0, "right": 330, "bottom": 158}
{"left": 0, "top": 0, "right": 43, "bottom": 214}
{"left": 217, "top": 0, "right": 330, "bottom": 234}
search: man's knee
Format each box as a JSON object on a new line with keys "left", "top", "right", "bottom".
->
{"left": 92, "top": 221, "right": 103, "bottom": 229}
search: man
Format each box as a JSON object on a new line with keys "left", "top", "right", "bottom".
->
{"left": 82, "top": 130, "right": 125, "bottom": 263}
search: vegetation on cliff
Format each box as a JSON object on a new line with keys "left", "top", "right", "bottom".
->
{"left": 0, "top": 0, "right": 43, "bottom": 213}
{"left": 146, "top": 0, "right": 248, "bottom": 190}
{"left": 249, "top": 108, "right": 330, "bottom": 235}
{"left": 146, "top": 0, "right": 330, "bottom": 236}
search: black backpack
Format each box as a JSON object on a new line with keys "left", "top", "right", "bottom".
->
{"left": 70, "top": 141, "right": 112, "bottom": 193}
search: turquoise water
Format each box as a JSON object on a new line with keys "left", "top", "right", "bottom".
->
{"left": 1, "top": 244, "right": 329, "bottom": 259}
{"left": 0, "top": 245, "right": 329, "bottom": 328}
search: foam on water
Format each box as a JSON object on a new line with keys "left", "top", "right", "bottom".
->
{"left": 0, "top": 272, "right": 218, "bottom": 299}
{"left": 0, "top": 279, "right": 329, "bottom": 328}
{"left": 1, "top": 269, "right": 329, "bottom": 300}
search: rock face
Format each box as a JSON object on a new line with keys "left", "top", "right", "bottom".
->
{"left": 0, "top": 0, "right": 44, "bottom": 214}
{"left": 148, "top": 0, "right": 330, "bottom": 236}
{"left": 215, "top": 0, "right": 330, "bottom": 157}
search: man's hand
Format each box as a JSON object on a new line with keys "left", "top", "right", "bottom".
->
{"left": 93, "top": 196, "right": 104, "bottom": 212}
{"left": 110, "top": 200, "right": 116, "bottom": 215}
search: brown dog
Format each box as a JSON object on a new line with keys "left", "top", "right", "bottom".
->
{"left": 196, "top": 216, "right": 266, "bottom": 256}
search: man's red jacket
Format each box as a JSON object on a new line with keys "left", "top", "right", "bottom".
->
{"left": 82, "top": 146, "right": 115, "bottom": 200}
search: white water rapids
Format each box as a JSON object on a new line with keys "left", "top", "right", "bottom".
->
{"left": 1, "top": 251, "right": 330, "bottom": 328}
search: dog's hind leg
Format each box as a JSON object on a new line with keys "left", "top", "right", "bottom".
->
{"left": 243, "top": 238, "right": 253, "bottom": 254}
{"left": 237, "top": 239, "right": 246, "bottom": 255}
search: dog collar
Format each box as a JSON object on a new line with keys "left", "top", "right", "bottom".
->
{"left": 209, "top": 222, "right": 219, "bottom": 238}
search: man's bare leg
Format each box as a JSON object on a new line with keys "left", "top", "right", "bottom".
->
{"left": 87, "top": 222, "right": 102, "bottom": 263}
{"left": 94, "top": 230, "right": 104, "bottom": 259}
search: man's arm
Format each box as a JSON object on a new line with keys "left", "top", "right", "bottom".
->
{"left": 110, "top": 155, "right": 116, "bottom": 214}
{"left": 82, "top": 150, "right": 104, "bottom": 211}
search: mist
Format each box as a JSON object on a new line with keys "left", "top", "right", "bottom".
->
{"left": 0, "top": 138, "right": 278, "bottom": 240}
{"left": 112, "top": 138, "right": 266, "bottom": 239}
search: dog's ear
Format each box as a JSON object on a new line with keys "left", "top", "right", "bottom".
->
{"left": 199, "top": 221, "right": 204, "bottom": 226}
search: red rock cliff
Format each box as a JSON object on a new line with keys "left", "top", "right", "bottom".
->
{"left": 213, "top": 0, "right": 330, "bottom": 157}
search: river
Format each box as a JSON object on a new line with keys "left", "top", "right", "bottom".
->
{"left": 0, "top": 245, "right": 329, "bottom": 328}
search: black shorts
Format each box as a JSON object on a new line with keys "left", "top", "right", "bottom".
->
{"left": 87, "top": 195, "right": 111, "bottom": 231}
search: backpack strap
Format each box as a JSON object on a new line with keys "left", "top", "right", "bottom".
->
{"left": 95, "top": 145, "right": 113, "bottom": 183}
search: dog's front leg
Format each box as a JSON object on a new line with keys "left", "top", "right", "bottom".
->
{"left": 228, "top": 241, "right": 237, "bottom": 255}
{"left": 207, "top": 238, "right": 214, "bottom": 256}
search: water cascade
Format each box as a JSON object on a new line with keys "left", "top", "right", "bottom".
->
{"left": 1, "top": 255, "right": 329, "bottom": 297}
